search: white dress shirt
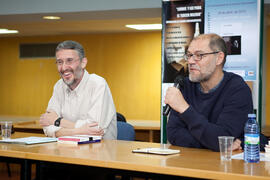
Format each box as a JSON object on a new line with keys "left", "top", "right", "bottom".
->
{"left": 43, "top": 70, "right": 117, "bottom": 139}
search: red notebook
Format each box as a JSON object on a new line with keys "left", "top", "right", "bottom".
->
{"left": 58, "top": 135, "right": 102, "bottom": 142}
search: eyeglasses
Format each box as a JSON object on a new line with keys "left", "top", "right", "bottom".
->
{"left": 183, "top": 51, "right": 219, "bottom": 61}
{"left": 55, "top": 58, "right": 79, "bottom": 66}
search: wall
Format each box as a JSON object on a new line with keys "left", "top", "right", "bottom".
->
{"left": 0, "top": 32, "right": 161, "bottom": 121}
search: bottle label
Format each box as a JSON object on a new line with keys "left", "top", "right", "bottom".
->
{"left": 244, "top": 134, "right": 260, "bottom": 145}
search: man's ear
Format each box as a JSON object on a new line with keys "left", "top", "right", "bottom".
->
{"left": 216, "top": 52, "right": 224, "bottom": 66}
{"left": 81, "top": 57, "right": 87, "bottom": 69}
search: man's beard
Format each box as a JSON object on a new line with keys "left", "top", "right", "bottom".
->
{"left": 61, "top": 67, "right": 83, "bottom": 87}
{"left": 189, "top": 60, "right": 216, "bottom": 83}
{"left": 189, "top": 71, "right": 213, "bottom": 83}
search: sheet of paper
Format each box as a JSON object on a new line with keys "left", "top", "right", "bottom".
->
{"left": 132, "top": 148, "right": 180, "bottom": 155}
{"left": 0, "top": 136, "right": 57, "bottom": 145}
{"left": 232, "top": 152, "right": 270, "bottom": 162}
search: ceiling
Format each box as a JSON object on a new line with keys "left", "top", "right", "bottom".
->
{"left": 1, "top": 0, "right": 270, "bottom": 38}
{"left": 0, "top": 9, "right": 162, "bottom": 37}
{"left": 0, "top": 0, "right": 162, "bottom": 37}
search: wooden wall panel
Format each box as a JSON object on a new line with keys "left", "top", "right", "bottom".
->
{"left": 0, "top": 32, "right": 162, "bottom": 121}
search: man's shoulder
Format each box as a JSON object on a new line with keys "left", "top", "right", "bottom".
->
{"left": 84, "top": 73, "right": 108, "bottom": 89}
{"left": 87, "top": 73, "right": 106, "bottom": 84}
{"left": 223, "top": 71, "right": 251, "bottom": 93}
{"left": 224, "top": 71, "right": 247, "bottom": 86}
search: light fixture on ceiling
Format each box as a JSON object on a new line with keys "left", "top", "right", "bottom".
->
{"left": 43, "top": 16, "right": 61, "bottom": 20}
{"left": 125, "top": 24, "right": 162, "bottom": 30}
{"left": 0, "top": 29, "right": 19, "bottom": 34}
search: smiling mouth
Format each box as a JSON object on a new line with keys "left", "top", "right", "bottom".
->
{"left": 62, "top": 71, "right": 73, "bottom": 79}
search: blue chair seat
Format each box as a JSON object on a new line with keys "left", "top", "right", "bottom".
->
{"left": 117, "top": 121, "right": 135, "bottom": 141}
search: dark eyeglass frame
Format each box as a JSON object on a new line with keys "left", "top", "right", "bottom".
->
{"left": 183, "top": 51, "right": 220, "bottom": 61}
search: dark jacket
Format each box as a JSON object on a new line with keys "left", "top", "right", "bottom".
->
{"left": 167, "top": 71, "right": 254, "bottom": 151}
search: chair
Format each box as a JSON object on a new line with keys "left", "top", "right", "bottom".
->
{"left": 117, "top": 112, "right": 126, "bottom": 122}
{"left": 117, "top": 121, "right": 135, "bottom": 141}
{"left": 112, "top": 121, "right": 135, "bottom": 180}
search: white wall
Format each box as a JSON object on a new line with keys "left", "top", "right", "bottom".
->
{"left": 0, "top": 0, "right": 161, "bottom": 15}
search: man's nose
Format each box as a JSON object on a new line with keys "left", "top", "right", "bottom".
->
{"left": 61, "top": 61, "right": 69, "bottom": 71}
{"left": 187, "top": 56, "right": 196, "bottom": 64}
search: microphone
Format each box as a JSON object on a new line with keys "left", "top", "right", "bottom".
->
{"left": 163, "top": 75, "right": 185, "bottom": 116}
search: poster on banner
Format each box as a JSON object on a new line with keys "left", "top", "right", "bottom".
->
{"left": 162, "top": 0, "right": 205, "bottom": 84}
{"left": 204, "top": 0, "right": 258, "bottom": 81}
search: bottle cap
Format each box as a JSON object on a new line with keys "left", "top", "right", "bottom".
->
{"left": 248, "top": 114, "right": 256, "bottom": 118}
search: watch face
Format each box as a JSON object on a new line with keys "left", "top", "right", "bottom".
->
{"left": 54, "top": 118, "right": 62, "bottom": 127}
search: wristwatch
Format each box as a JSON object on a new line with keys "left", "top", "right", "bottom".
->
{"left": 54, "top": 117, "right": 63, "bottom": 127}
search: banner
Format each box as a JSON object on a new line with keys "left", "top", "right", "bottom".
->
{"left": 161, "top": 0, "right": 261, "bottom": 143}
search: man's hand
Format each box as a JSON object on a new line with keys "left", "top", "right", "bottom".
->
{"left": 40, "top": 110, "right": 58, "bottom": 127}
{"left": 164, "top": 87, "right": 189, "bottom": 113}
{"left": 78, "top": 122, "right": 104, "bottom": 136}
{"left": 232, "top": 139, "right": 242, "bottom": 151}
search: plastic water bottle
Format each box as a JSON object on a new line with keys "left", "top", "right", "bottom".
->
{"left": 244, "top": 114, "right": 260, "bottom": 163}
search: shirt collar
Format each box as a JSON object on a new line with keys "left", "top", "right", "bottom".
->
{"left": 198, "top": 75, "right": 224, "bottom": 94}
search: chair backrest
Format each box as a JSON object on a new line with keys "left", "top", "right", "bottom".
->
{"left": 117, "top": 112, "right": 126, "bottom": 122}
{"left": 117, "top": 121, "right": 135, "bottom": 141}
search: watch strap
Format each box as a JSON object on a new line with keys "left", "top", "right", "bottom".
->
{"left": 54, "top": 117, "right": 63, "bottom": 127}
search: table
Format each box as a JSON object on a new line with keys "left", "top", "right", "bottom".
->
{"left": 13, "top": 120, "right": 43, "bottom": 134}
{"left": 1, "top": 132, "right": 270, "bottom": 180}
{"left": 0, "top": 132, "right": 45, "bottom": 180}
{"left": 128, "top": 120, "right": 160, "bottom": 142}
{"left": 14, "top": 120, "right": 161, "bottom": 142}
